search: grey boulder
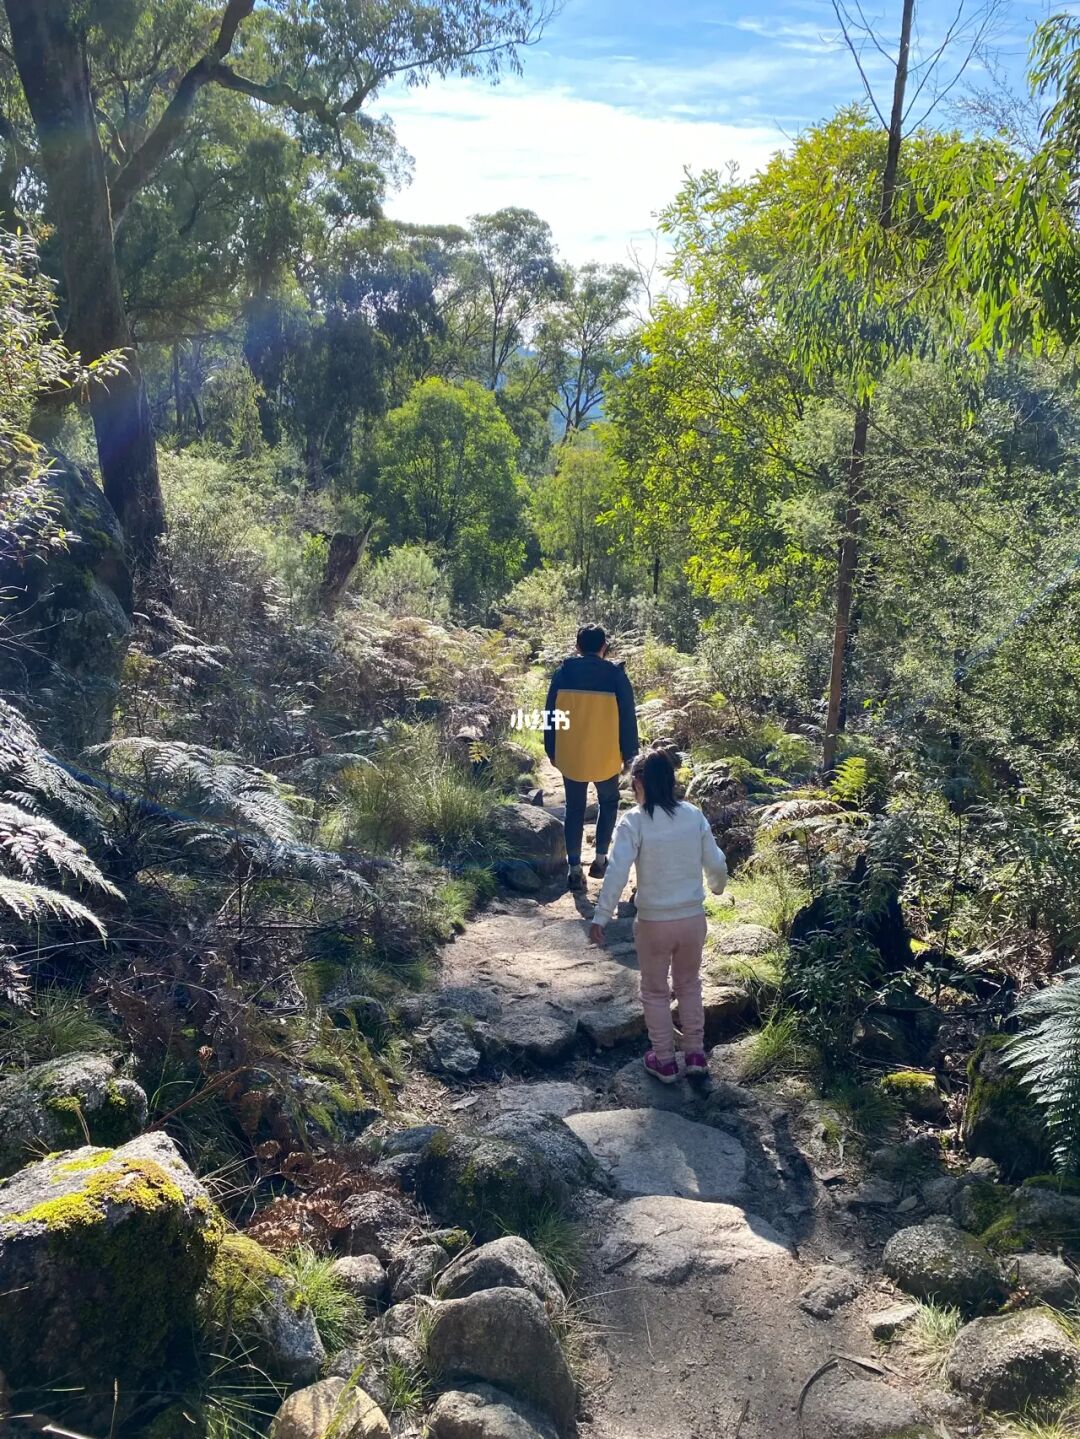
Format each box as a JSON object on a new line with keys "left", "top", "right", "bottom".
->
{"left": 882, "top": 1221, "right": 1006, "bottom": 1313}
{"left": 269, "top": 1377, "right": 390, "bottom": 1439}
{"left": 798, "top": 1264, "right": 861, "bottom": 1319}
{"left": 389, "top": 1241, "right": 450, "bottom": 1301}
{"left": 0, "top": 1051, "right": 147, "bottom": 1176}
{"left": 331, "top": 1253, "right": 387, "bottom": 1307}
{"left": 341, "top": 1190, "right": 418, "bottom": 1262}
{"left": 415, "top": 1131, "right": 568, "bottom": 1241}
{"left": 1012, "top": 1251, "right": 1080, "bottom": 1309}
{"left": 437, "top": 1236, "right": 563, "bottom": 1307}
{"left": 491, "top": 805, "right": 567, "bottom": 876}
{"left": 428, "top": 1383, "right": 560, "bottom": 1439}
{"left": 946, "top": 1311, "right": 1080, "bottom": 1411}
{"left": 427, "top": 1287, "right": 576, "bottom": 1432}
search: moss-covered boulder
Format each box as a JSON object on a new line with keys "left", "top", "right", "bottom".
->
{"left": 0, "top": 1132, "right": 222, "bottom": 1424}
{"left": 879, "top": 1070, "right": 947, "bottom": 1123}
{"left": 415, "top": 1130, "right": 568, "bottom": 1241}
{"left": 0, "top": 1052, "right": 147, "bottom": 1177}
{"left": 0, "top": 456, "right": 131, "bottom": 751}
{"left": 199, "top": 1233, "right": 325, "bottom": 1384}
{"left": 962, "top": 1035, "right": 1053, "bottom": 1181}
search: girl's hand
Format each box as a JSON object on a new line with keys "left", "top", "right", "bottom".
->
{"left": 589, "top": 923, "right": 607, "bottom": 947}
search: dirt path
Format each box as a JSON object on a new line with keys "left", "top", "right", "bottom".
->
{"left": 429, "top": 763, "right": 948, "bottom": 1439}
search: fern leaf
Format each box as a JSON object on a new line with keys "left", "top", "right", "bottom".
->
{"left": 0, "top": 877, "right": 106, "bottom": 935}
{"left": 0, "top": 802, "right": 121, "bottom": 895}
{"left": 1006, "top": 973, "right": 1080, "bottom": 1174}
{"left": 757, "top": 798, "right": 843, "bottom": 833}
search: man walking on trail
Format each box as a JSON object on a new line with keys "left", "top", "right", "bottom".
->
{"left": 545, "top": 624, "right": 639, "bottom": 892}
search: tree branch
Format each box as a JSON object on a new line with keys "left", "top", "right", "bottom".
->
{"left": 109, "top": 0, "right": 255, "bottom": 225}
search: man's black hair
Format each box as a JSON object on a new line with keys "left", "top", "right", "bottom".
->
{"left": 576, "top": 624, "right": 606, "bottom": 655}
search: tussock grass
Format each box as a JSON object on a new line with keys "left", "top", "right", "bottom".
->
{"left": 281, "top": 1245, "right": 365, "bottom": 1353}
{"left": 989, "top": 1395, "right": 1080, "bottom": 1437}
{"left": 501, "top": 1201, "right": 584, "bottom": 1294}
{"left": 739, "top": 1010, "right": 813, "bottom": 1081}
{"left": 903, "top": 1300, "right": 962, "bottom": 1379}
{"left": 0, "top": 988, "right": 115, "bottom": 1065}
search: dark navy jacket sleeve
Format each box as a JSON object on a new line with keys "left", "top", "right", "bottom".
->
{"left": 543, "top": 665, "right": 562, "bottom": 763}
{"left": 615, "top": 662, "right": 639, "bottom": 764}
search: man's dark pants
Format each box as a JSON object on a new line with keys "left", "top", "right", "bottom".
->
{"left": 563, "top": 773, "right": 620, "bottom": 867}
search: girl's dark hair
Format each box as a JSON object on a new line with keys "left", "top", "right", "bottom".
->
{"left": 630, "top": 749, "right": 679, "bottom": 818}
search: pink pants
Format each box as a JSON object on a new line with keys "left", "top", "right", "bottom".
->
{"left": 635, "top": 913, "right": 708, "bottom": 1063}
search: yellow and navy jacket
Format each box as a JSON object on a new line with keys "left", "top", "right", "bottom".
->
{"left": 543, "top": 653, "right": 639, "bottom": 783}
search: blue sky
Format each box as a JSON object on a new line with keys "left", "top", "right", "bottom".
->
{"left": 382, "top": 0, "right": 1044, "bottom": 264}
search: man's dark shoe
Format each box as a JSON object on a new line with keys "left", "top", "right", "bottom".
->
{"left": 588, "top": 856, "right": 609, "bottom": 879}
{"left": 567, "top": 864, "right": 586, "bottom": 892}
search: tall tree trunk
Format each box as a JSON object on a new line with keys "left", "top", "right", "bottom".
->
{"left": 4, "top": 0, "right": 166, "bottom": 574}
{"left": 822, "top": 0, "right": 914, "bottom": 772}
{"left": 823, "top": 400, "right": 869, "bottom": 772}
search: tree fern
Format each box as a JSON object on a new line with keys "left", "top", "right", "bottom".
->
{"left": 91, "top": 738, "right": 297, "bottom": 841}
{"left": 1005, "top": 972, "right": 1080, "bottom": 1174}
{"left": 0, "top": 802, "right": 121, "bottom": 895}
{"left": 0, "top": 876, "right": 107, "bottom": 935}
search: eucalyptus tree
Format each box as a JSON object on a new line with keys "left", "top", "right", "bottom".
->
{"left": 0, "top": 0, "right": 557, "bottom": 568}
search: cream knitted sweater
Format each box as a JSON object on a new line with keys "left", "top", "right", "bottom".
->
{"left": 592, "top": 800, "right": 728, "bottom": 926}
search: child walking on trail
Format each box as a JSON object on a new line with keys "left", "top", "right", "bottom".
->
{"left": 589, "top": 749, "right": 728, "bottom": 1082}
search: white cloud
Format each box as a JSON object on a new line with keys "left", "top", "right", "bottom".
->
{"left": 381, "top": 79, "right": 787, "bottom": 266}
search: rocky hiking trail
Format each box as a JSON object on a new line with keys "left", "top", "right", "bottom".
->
{"left": 403, "top": 762, "right": 968, "bottom": 1439}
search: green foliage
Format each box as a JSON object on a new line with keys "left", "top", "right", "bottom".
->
{"left": 739, "top": 1010, "right": 813, "bottom": 1081}
{"left": 1006, "top": 974, "right": 1080, "bottom": 1175}
{"left": 372, "top": 378, "right": 526, "bottom": 609}
{"left": 364, "top": 545, "right": 451, "bottom": 620}
{"left": 0, "top": 989, "right": 115, "bottom": 1066}
{"left": 279, "top": 1245, "right": 365, "bottom": 1353}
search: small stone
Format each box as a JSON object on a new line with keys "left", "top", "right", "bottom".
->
{"left": 920, "top": 1174, "right": 961, "bottom": 1213}
{"left": 331, "top": 1255, "right": 387, "bottom": 1308}
{"left": 844, "top": 1182, "right": 900, "bottom": 1211}
{"left": 967, "top": 1156, "right": 1000, "bottom": 1182}
{"left": 798, "top": 1264, "right": 861, "bottom": 1319}
{"left": 868, "top": 1303, "right": 919, "bottom": 1340}
{"left": 389, "top": 1242, "right": 449, "bottom": 1302}
{"left": 428, "top": 1020, "right": 482, "bottom": 1078}
{"left": 895, "top": 1194, "right": 920, "bottom": 1214}
{"left": 269, "top": 1377, "right": 391, "bottom": 1439}
{"left": 947, "top": 1311, "right": 1080, "bottom": 1412}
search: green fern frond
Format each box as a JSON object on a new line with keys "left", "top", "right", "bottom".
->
{"left": 757, "top": 798, "right": 843, "bottom": 833}
{"left": 0, "top": 699, "right": 100, "bottom": 821}
{"left": 91, "top": 737, "right": 297, "bottom": 842}
{"left": 1006, "top": 973, "right": 1080, "bottom": 1174}
{"left": 0, "top": 876, "right": 106, "bottom": 935}
{"left": 0, "top": 802, "right": 121, "bottom": 895}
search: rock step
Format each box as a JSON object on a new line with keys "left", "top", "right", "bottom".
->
{"left": 564, "top": 1106, "right": 747, "bottom": 1201}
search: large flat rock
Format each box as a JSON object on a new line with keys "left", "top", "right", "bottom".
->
{"left": 564, "top": 1107, "right": 746, "bottom": 1200}
{"left": 711, "top": 924, "right": 780, "bottom": 955}
{"left": 596, "top": 1194, "right": 792, "bottom": 1283}
{"left": 486, "top": 1082, "right": 596, "bottom": 1120}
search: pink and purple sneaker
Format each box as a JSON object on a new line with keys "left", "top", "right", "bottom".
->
{"left": 684, "top": 1051, "right": 709, "bottom": 1077}
{"left": 643, "top": 1050, "right": 679, "bottom": 1084}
